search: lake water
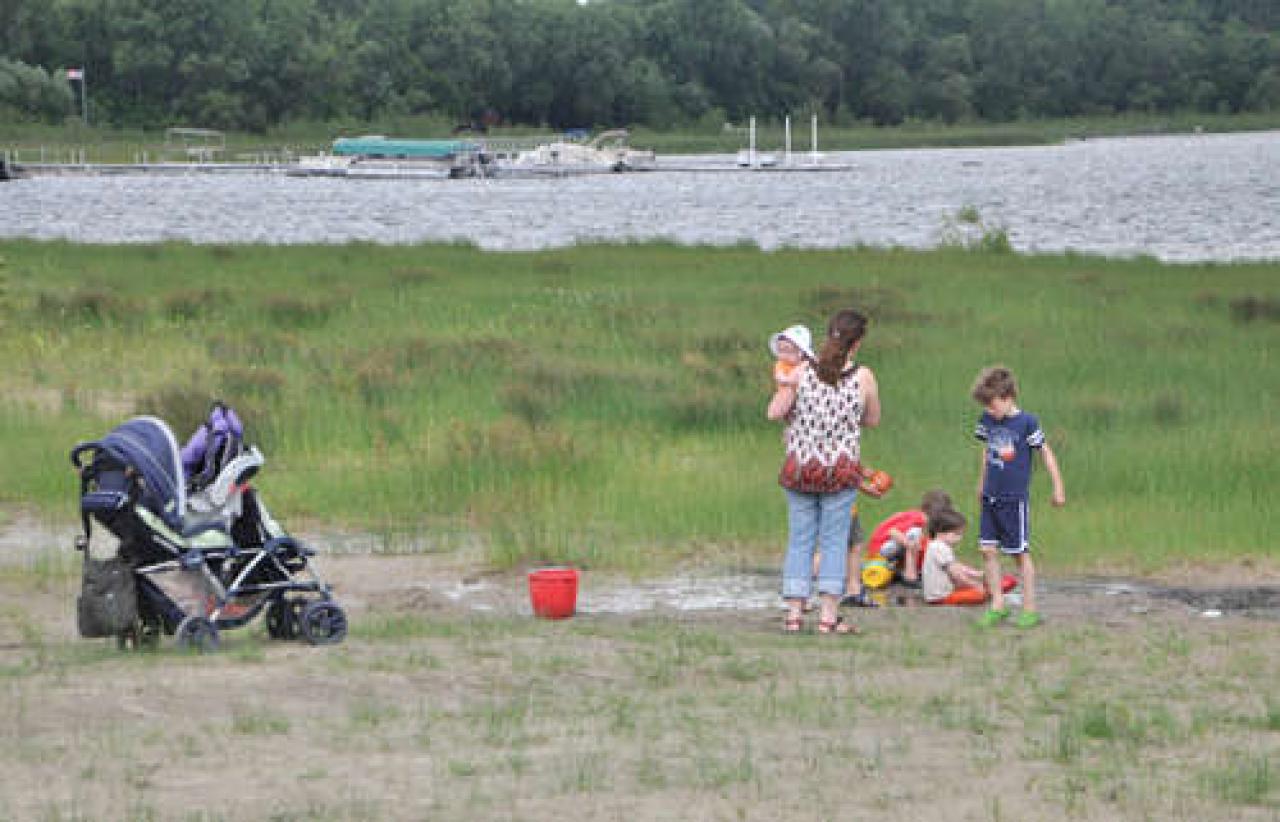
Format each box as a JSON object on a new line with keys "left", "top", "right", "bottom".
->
{"left": 2, "top": 131, "right": 1278, "bottom": 262}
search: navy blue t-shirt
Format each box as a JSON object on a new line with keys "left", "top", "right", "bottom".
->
{"left": 974, "top": 409, "right": 1044, "bottom": 499}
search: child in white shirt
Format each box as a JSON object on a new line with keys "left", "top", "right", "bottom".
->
{"left": 922, "top": 508, "right": 990, "bottom": 606}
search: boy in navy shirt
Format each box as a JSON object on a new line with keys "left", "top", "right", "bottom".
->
{"left": 971, "top": 366, "right": 1065, "bottom": 628}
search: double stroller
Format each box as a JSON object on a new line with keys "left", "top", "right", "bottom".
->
{"left": 71, "top": 405, "right": 347, "bottom": 651}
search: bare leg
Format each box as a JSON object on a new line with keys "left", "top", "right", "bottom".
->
{"left": 818, "top": 592, "right": 844, "bottom": 629}
{"left": 981, "top": 546, "right": 1004, "bottom": 611}
{"left": 1017, "top": 552, "right": 1036, "bottom": 613}
{"left": 784, "top": 597, "right": 805, "bottom": 631}
{"left": 902, "top": 535, "right": 920, "bottom": 583}
{"left": 844, "top": 542, "right": 865, "bottom": 596}
{"left": 805, "top": 552, "right": 822, "bottom": 612}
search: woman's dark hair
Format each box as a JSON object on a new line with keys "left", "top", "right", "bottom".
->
{"left": 928, "top": 508, "right": 967, "bottom": 538}
{"left": 815, "top": 309, "right": 868, "bottom": 386}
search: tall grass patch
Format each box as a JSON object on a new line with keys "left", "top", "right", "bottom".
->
{"left": 1, "top": 240, "right": 1276, "bottom": 572}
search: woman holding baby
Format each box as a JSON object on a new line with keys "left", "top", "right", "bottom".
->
{"left": 767, "top": 308, "right": 881, "bottom": 635}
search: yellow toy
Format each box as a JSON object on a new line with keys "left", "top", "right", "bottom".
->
{"left": 861, "top": 558, "right": 893, "bottom": 589}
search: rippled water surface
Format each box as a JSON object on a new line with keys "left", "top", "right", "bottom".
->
{"left": 3, "top": 131, "right": 1278, "bottom": 261}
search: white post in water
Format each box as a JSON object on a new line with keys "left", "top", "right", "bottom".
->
{"left": 749, "top": 116, "right": 756, "bottom": 167}
{"left": 784, "top": 115, "right": 792, "bottom": 165}
{"left": 810, "top": 114, "right": 819, "bottom": 164}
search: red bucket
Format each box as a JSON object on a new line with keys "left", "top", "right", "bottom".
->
{"left": 528, "top": 567, "right": 579, "bottom": 619}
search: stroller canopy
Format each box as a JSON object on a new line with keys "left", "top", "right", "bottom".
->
{"left": 98, "top": 416, "right": 187, "bottom": 530}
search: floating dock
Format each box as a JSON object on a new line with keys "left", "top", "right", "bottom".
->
{"left": 654, "top": 159, "right": 853, "bottom": 173}
{"left": 4, "top": 117, "right": 860, "bottom": 180}
{"left": 9, "top": 161, "right": 286, "bottom": 176}
{"left": 8, "top": 157, "right": 852, "bottom": 179}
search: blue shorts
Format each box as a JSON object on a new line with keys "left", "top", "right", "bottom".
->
{"left": 979, "top": 496, "right": 1030, "bottom": 555}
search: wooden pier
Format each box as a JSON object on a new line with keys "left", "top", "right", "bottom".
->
{"left": 651, "top": 160, "right": 853, "bottom": 173}
{"left": 3, "top": 155, "right": 853, "bottom": 180}
{"left": 10, "top": 161, "right": 287, "bottom": 177}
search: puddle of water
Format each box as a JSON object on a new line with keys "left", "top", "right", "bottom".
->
{"left": 570, "top": 575, "right": 1280, "bottom": 619}
{"left": 6, "top": 513, "right": 1277, "bottom": 621}
{"left": 578, "top": 573, "right": 782, "bottom": 614}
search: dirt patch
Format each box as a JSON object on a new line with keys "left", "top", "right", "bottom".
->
{"left": 1, "top": 515, "right": 1278, "bottom": 821}
{"left": 1, "top": 386, "right": 137, "bottom": 419}
{"left": 5, "top": 511, "right": 1279, "bottom": 631}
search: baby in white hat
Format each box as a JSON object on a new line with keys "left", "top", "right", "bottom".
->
{"left": 768, "top": 324, "right": 815, "bottom": 386}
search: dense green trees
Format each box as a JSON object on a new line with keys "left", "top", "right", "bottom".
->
{"left": 0, "top": 58, "right": 75, "bottom": 123}
{"left": 1, "top": 0, "right": 1276, "bottom": 131}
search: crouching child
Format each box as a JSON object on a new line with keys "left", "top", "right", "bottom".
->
{"left": 921, "top": 508, "right": 1013, "bottom": 606}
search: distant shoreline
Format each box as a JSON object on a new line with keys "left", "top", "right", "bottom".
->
{"left": 4, "top": 111, "right": 1280, "bottom": 164}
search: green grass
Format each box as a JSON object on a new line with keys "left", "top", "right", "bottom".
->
{"left": 229, "top": 706, "right": 291, "bottom": 736}
{"left": 1201, "top": 752, "right": 1275, "bottom": 807}
{"left": 1, "top": 240, "right": 1277, "bottom": 574}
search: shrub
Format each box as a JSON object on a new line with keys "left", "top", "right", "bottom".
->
{"left": 1229, "top": 295, "right": 1280, "bottom": 323}
{"left": 219, "top": 365, "right": 286, "bottom": 398}
{"left": 162, "top": 288, "right": 232, "bottom": 321}
{"left": 35, "top": 288, "right": 139, "bottom": 326}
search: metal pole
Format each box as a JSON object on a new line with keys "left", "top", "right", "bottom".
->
{"left": 79, "top": 74, "right": 89, "bottom": 126}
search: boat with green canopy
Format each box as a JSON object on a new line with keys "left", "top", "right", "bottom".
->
{"left": 331, "top": 136, "right": 479, "bottom": 160}
{"left": 289, "top": 135, "right": 481, "bottom": 178}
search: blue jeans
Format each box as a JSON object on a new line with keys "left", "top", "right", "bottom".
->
{"left": 781, "top": 487, "right": 858, "bottom": 600}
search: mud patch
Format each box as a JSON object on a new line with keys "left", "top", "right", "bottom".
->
{"left": 4, "top": 512, "right": 1279, "bottom": 623}
{"left": 1047, "top": 578, "right": 1280, "bottom": 620}
{"left": 1149, "top": 584, "right": 1280, "bottom": 618}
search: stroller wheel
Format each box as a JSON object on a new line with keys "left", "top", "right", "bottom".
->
{"left": 116, "top": 629, "right": 138, "bottom": 651}
{"left": 298, "top": 601, "right": 347, "bottom": 646}
{"left": 175, "top": 616, "right": 220, "bottom": 652}
{"left": 265, "top": 598, "right": 297, "bottom": 640}
{"left": 117, "top": 617, "right": 162, "bottom": 651}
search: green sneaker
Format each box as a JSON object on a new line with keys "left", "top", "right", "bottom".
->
{"left": 977, "top": 608, "right": 1009, "bottom": 628}
{"left": 1014, "top": 611, "right": 1042, "bottom": 629}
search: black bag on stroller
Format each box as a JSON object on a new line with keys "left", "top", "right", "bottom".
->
{"left": 71, "top": 413, "right": 346, "bottom": 650}
{"left": 76, "top": 556, "right": 137, "bottom": 638}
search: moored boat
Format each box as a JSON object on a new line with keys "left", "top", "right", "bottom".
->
{"left": 289, "top": 135, "right": 478, "bottom": 178}
{"left": 491, "top": 129, "right": 655, "bottom": 177}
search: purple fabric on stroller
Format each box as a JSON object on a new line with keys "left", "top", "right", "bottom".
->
{"left": 181, "top": 404, "right": 244, "bottom": 483}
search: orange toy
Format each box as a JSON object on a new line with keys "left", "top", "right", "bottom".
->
{"left": 857, "top": 466, "right": 894, "bottom": 498}
{"left": 773, "top": 360, "right": 800, "bottom": 383}
{"left": 929, "top": 574, "right": 1018, "bottom": 606}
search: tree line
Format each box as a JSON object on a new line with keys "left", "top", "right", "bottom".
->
{"left": 2, "top": 0, "right": 1278, "bottom": 132}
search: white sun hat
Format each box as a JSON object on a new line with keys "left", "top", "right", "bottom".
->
{"left": 768, "top": 324, "right": 815, "bottom": 360}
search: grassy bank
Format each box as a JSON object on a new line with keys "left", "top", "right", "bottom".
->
{"left": 0, "top": 240, "right": 1276, "bottom": 573}
{"left": 636, "top": 111, "right": 1280, "bottom": 154}
{"left": 4, "top": 111, "right": 1280, "bottom": 163}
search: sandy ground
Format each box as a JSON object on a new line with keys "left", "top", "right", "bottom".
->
{"left": 1, "top": 512, "right": 1277, "bottom": 821}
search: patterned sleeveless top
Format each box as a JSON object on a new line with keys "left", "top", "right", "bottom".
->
{"left": 778, "top": 363, "right": 864, "bottom": 493}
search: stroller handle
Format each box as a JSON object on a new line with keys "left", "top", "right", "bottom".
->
{"left": 69, "top": 441, "right": 99, "bottom": 470}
